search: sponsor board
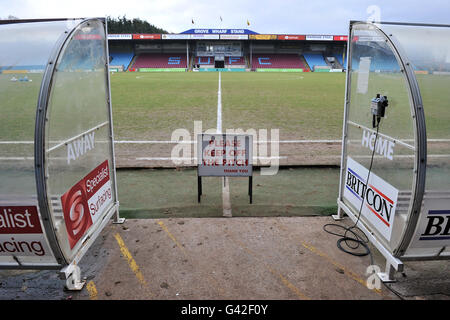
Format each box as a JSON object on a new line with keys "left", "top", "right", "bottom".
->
{"left": 108, "top": 34, "right": 132, "bottom": 40}
{"left": 409, "top": 198, "right": 450, "bottom": 248}
{"left": 343, "top": 157, "right": 398, "bottom": 241}
{"left": 190, "top": 34, "right": 220, "bottom": 39}
{"left": 0, "top": 206, "right": 53, "bottom": 257}
{"left": 197, "top": 134, "right": 252, "bottom": 177}
{"left": 132, "top": 34, "right": 161, "bottom": 40}
{"left": 306, "top": 35, "right": 334, "bottom": 41}
{"left": 249, "top": 34, "right": 277, "bottom": 40}
{"left": 333, "top": 35, "right": 348, "bottom": 41}
{"left": 162, "top": 34, "right": 191, "bottom": 40}
{"left": 220, "top": 34, "right": 248, "bottom": 40}
{"left": 277, "top": 35, "right": 306, "bottom": 40}
{"left": 61, "top": 160, "right": 113, "bottom": 249}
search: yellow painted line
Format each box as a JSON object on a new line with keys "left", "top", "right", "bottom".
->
{"left": 275, "top": 222, "right": 382, "bottom": 296}
{"left": 157, "top": 220, "right": 187, "bottom": 255}
{"left": 114, "top": 232, "right": 152, "bottom": 296}
{"left": 223, "top": 228, "right": 310, "bottom": 300}
{"left": 86, "top": 281, "right": 98, "bottom": 300}
{"left": 267, "top": 266, "right": 311, "bottom": 301}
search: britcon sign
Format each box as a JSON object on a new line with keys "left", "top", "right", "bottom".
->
{"left": 0, "top": 206, "right": 53, "bottom": 257}
{"left": 61, "top": 160, "right": 112, "bottom": 249}
{"left": 343, "top": 157, "right": 399, "bottom": 241}
{"left": 410, "top": 198, "right": 450, "bottom": 248}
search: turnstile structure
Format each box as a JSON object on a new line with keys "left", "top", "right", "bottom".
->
{"left": 336, "top": 21, "right": 450, "bottom": 281}
{"left": 0, "top": 18, "right": 123, "bottom": 289}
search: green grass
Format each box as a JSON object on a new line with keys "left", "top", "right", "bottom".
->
{"left": 221, "top": 72, "right": 345, "bottom": 139}
{"left": 109, "top": 72, "right": 346, "bottom": 141}
{"left": 2, "top": 71, "right": 449, "bottom": 142}
{"left": 110, "top": 72, "right": 219, "bottom": 140}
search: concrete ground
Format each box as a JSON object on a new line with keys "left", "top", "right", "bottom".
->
{"left": 0, "top": 216, "right": 449, "bottom": 300}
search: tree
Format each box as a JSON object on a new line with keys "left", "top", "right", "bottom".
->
{"left": 106, "top": 16, "right": 168, "bottom": 34}
{"left": 0, "top": 15, "right": 19, "bottom": 20}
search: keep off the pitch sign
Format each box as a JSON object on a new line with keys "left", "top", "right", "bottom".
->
{"left": 197, "top": 134, "right": 252, "bottom": 177}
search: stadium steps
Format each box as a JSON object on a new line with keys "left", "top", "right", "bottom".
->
{"left": 126, "top": 54, "right": 136, "bottom": 71}
{"left": 128, "top": 54, "right": 138, "bottom": 71}
{"left": 299, "top": 55, "right": 311, "bottom": 72}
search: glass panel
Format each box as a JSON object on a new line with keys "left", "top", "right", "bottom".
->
{"left": 379, "top": 24, "right": 450, "bottom": 256}
{"left": 341, "top": 24, "right": 416, "bottom": 254}
{"left": 0, "top": 20, "right": 76, "bottom": 266}
{"left": 44, "top": 19, "right": 116, "bottom": 262}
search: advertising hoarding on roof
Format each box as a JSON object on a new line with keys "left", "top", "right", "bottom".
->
{"left": 277, "top": 35, "right": 306, "bottom": 40}
{"left": 333, "top": 35, "right": 348, "bottom": 41}
{"left": 220, "top": 34, "right": 249, "bottom": 40}
{"left": 249, "top": 34, "right": 277, "bottom": 40}
{"left": 190, "top": 34, "right": 220, "bottom": 39}
{"left": 162, "top": 34, "right": 191, "bottom": 40}
{"left": 107, "top": 34, "right": 132, "bottom": 40}
{"left": 306, "top": 35, "right": 334, "bottom": 41}
{"left": 132, "top": 34, "right": 161, "bottom": 40}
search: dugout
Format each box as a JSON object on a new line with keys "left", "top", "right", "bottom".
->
{"left": 0, "top": 18, "right": 122, "bottom": 289}
{"left": 335, "top": 21, "right": 450, "bottom": 281}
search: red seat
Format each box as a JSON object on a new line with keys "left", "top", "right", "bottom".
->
{"left": 133, "top": 53, "right": 187, "bottom": 68}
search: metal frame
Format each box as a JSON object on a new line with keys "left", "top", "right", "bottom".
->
{"left": 0, "top": 18, "right": 122, "bottom": 283}
{"left": 35, "top": 19, "right": 85, "bottom": 267}
{"left": 36, "top": 17, "right": 122, "bottom": 288}
{"left": 336, "top": 21, "right": 429, "bottom": 281}
{"left": 104, "top": 17, "right": 125, "bottom": 225}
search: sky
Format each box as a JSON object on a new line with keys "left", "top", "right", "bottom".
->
{"left": 1, "top": 0, "right": 449, "bottom": 34}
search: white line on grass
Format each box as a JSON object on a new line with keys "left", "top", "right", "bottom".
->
{"left": 3, "top": 139, "right": 449, "bottom": 145}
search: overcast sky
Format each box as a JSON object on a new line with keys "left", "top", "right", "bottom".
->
{"left": 1, "top": 0, "right": 449, "bottom": 34}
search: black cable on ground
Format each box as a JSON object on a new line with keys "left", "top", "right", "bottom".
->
{"left": 323, "top": 121, "right": 381, "bottom": 266}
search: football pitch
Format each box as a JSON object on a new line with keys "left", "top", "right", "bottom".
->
{"left": 111, "top": 71, "right": 346, "bottom": 167}
{"left": 111, "top": 71, "right": 346, "bottom": 141}
{"left": 1, "top": 71, "right": 449, "bottom": 218}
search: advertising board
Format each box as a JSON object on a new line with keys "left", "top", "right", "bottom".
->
{"left": 61, "top": 160, "right": 113, "bottom": 249}
{"left": 277, "top": 35, "right": 306, "bottom": 40}
{"left": 0, "top": 205, "right": 53, "bottom": 257}
{"left": 249, "top": 34, "right": 277, "bottom": 40}
{"left": 343, "top": 157, "right": 399, "bottom": 241}
{"left": 132, "top": 34, "right": 161, "bottom": 40}
{"left": 108, "top": 34, "right": 132, "bottom": 40}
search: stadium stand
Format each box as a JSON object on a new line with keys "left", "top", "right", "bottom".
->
{"left": 195, "top": 56, "right": 215, "bottom": 67}
{"left": 334, "top": 54, "right": 347, "bottom": 69}
{"left": 351, "top": 45, "right": 400, "bottom": 72}
{"left": 303, "top": 53, "right": 328, "bottom": 71}
{"left": 251, "top": 54, "right": 305, "bottom": 69}
{"left": 225, "top": 56, "right": 245, "bottom": 67}
{"left": 109, "top": 52, "right": 134, "bottom": 71}
{"left": 132, "top": 53, "right": 187, "bottom": 69}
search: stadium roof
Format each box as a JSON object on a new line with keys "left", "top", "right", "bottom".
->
{"left": 180, "top": 28, "right": 258, "bottom": 35}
